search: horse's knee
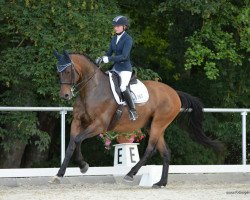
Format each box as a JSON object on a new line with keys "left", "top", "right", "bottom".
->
{"left": 74, "top": 133, "right": 87, "bottom": 144}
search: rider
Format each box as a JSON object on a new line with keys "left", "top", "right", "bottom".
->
{"left": 99, "top": 15, "right": 138, "bottom": 121}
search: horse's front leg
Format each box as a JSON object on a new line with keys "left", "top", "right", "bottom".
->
{"left": 72, "top": 121, "right": 105, "bottom": 173}
{"left": 75, "top": 142, "right": 89, "bottom": 174}
{"left": 57, "top": 136, "right": 76, "bottom": 177}
{"left": 49, "top": 136, "right": 76, "bottom": 183}
{"left": 49, "top": 118, "right": 101, "bottom": 183}
{"left": 49, "top": 119, "right": 80, "bottom": 183}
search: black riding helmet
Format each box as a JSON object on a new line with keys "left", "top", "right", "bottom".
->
{"left": 112, "top": 16, "right": 129, "bottom": 27}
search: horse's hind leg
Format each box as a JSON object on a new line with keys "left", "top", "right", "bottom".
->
{"left": 75, "top": 142, "right": 89, "bottom": 173}
{"left": 124, "top": 116, "right": 174, "bottom": 187}
{"left": 124, "top": 127, "right": 160, "bottom": 182}
{"left": 124, "top": 138, "right": 157, "bottom": 182}
{"left": 152, "top": 135, "right": 171, "bottom": 188}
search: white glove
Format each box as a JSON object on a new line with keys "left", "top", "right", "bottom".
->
{"left": 102, "top": 56, "right": 109, "bottom": 63}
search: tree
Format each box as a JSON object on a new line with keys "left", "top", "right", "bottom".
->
{"left": 158, "top": 0, "right": 250, "bottom": 164}
{"left": 0, "top": 0, "right": 120, "bottom": 167}
{"left": 0, "top": 0, "right": 249, "bottom": 167}
{"left": 119, "top": 0, "right": 250, "bottom": 164}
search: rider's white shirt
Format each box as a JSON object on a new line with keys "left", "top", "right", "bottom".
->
{"left": 116, "top": 31, "right": 125, "bottom": 44}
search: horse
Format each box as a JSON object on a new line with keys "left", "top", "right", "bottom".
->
{"left": 51, "top": 50, "right": 223, "bottom": 188}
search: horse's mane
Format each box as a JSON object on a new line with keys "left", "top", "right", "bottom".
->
{"left": 71, "top": 52, "right": 107, "bottom": 75}
{"left": 71, "top": 52, "right": 98, "bottom": 67}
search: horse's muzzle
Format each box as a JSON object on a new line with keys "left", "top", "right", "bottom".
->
{"left": 61, "top": 93, "right": 72, "bottom": 100}
{"left": 60, "top": 85, "right": 73, "bottom": 100}
{"left": 60, "top": 91, "right": 73, "bottom": 100}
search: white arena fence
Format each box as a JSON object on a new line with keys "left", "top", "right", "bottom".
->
{"left": 0, "top": 107, "right": 249, "bottom": 180}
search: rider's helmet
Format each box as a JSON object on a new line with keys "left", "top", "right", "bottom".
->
{"left": 112, "top": 16, "right": 129, "bottom": 27}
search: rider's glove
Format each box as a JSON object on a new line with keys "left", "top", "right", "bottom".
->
{"left": 102, "top": 56, "right": 109, "bottom": 63}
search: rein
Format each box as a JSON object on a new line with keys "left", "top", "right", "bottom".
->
{"left": 71, "top": 64, "right": 101, "bottom": 96}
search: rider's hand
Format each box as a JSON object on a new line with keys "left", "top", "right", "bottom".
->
{"left": 95, "top": 57, "right": 103, "bottom": 65}
{"left": 102, "top": 56, "right": 109, "bottom": 63}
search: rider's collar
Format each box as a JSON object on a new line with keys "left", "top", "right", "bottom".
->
{"left": 116, "top": 31, "right": 125, "bottom": 36}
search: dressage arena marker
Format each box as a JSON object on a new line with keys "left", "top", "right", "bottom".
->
{"left": 113, "top": 143, "right": 140, "bottom": 167}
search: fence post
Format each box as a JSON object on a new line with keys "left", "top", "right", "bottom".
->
{"left": 241, "top": 111, "right": 247, "bottom": 165}
{"left": 60, "top": 110, "right": 67, "bottom": 164}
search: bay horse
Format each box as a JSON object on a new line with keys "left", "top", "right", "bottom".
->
{"left": 51, "top": 50, "right": 223, "bottom": 188}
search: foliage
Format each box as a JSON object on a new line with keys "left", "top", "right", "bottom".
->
{"left": 0, "top": 111, "right": 50, "bottom": 152}
{"left": 166, "top": 122, "right": 218, "bottom": 164}
{"left": 134, "top": 67, "right": 161, "bottom": 81}
{"left": 0, "top": 0, "right": 249, "bottom": 167}
{"left": 203, "top": 113, "right": 243, "bottom": 164}
{"left": 119, "top": 0, "right": 249, "bottom": 165}
{"left": 0, "top": 0, "right": 120, "bottom": 152}
{"left": 162, "top": 0, "right": 250, "bottom": 108}
{"left": 182, "top": 0, "right": 249, "bottom": 78}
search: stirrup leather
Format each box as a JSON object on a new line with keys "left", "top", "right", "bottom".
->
{"left": 129, "top": 109, "right": 138, "bottom": 121}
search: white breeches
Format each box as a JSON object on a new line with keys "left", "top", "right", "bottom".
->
{"left": 113, "top": 70, "right": 132, "bottom": 92}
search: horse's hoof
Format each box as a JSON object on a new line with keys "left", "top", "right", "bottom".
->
{"left": 123, "top": 175, "right": 134, "bottom": 182}
{"left": 48, "top": 176, "right": 61, "bottom": 184}
{"left": 80, "top": 163, "right": 89, "bottom": 174}
{"left": 152, "top": 183, "right": 166, "bottom": 189}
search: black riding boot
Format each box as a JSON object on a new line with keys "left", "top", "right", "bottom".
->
{"left": 122, "top": 88, "right": 138, "bottom": 121}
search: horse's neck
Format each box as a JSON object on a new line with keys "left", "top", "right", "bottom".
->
{"left": 77, "top": 57, "right": 112, "bottom": 101}
{"left": 73, "top": 55, "right": 116, "bottom": 130}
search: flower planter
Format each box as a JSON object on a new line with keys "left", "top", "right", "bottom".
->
{"left": 116, "top": 134, "right": 136, "bottom": 144}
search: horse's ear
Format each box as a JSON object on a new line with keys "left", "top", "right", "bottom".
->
{"left": 53, "top": 50, "right": 61, "bottom": 59}
{"left": 63, "top": 50, "right": 70, "bottom": 59}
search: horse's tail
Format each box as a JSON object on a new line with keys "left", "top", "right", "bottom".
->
{"left": 177, "top": 91, "right": 224, "bottom": 154}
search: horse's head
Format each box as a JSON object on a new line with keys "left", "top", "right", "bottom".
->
{"left": 54, "top": 50, "right": 80, "bottom": 100}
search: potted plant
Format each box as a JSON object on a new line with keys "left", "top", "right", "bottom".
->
{"left": 98, "top": 129, "right": 145, "bottom": 150}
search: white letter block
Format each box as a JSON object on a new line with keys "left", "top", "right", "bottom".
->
{"left": 113, "top": 143, "right": 140, "bottom": 167}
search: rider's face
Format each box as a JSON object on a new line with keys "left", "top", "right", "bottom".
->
{"left": 113, "top": 25, "right": 124, "bottom": 34}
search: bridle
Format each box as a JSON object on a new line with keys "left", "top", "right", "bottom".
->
{"left": 58, "top": 62, "right": 101, "bottom": 97}
{"left": 58, "top": 62, "right": 78, "bottom": 85}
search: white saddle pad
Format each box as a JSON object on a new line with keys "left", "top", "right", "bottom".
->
{"left": 108, "top": 72, "right": 149, "bottom": 105}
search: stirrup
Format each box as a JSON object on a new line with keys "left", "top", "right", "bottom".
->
{"left": 129, "top": 110, "right": 138, "bottom": 121}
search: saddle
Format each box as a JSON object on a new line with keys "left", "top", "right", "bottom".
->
{"left": 107, "top": 70, "right": 149, "bottom": 130}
